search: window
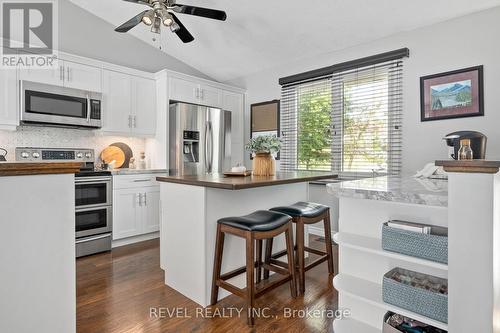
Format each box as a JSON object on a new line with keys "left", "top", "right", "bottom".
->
{"left": 280, "top": 54, "right": 404, "bottom": 176}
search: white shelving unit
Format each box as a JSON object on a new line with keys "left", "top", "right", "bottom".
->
{"left": 334, "top": 274, "right": 449, "bottom": 331}
{"left": 333, "top": 317, "right": 381, "bottom": 333}
{"left": 331, "top": 197, "right": 449, "bottom": 331}
{"left": 333, "top": 232, "right": 448, "bottom": 271}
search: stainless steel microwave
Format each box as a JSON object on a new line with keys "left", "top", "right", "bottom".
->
{"left": 20, "top": 81, "right": 102, "bottom": 129}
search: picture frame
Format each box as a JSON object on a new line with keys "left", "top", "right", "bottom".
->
{"left": 420, "top": 65, "right": 484, "bottom": 121}
{"left": 250, "top": 100, "right": 280, "bottom": 160}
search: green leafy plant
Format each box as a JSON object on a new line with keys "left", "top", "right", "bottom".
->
{"left": 245, "top": 135, "right": 282, "bottom": 154}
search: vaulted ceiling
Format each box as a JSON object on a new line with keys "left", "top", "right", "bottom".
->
{"left": 70, "top": 0, "right": 500, "bottom": 82}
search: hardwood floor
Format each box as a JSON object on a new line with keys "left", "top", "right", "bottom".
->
{"left": 77, "top": 237, "right": 338, "bottom": 333}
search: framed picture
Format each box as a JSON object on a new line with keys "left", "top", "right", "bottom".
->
{"left": 250, "top": 100, "right": 280, "bottom": 160}
{"left": 420, "top": 65, "right": 484, "bottom": 121}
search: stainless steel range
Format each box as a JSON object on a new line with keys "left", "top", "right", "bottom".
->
{"left": 16, "top": 147, "right": 113, "bottom": 257}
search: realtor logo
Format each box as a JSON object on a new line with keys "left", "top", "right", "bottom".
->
{"left": 1, "top": 0, "right": 58, "bottom": 68}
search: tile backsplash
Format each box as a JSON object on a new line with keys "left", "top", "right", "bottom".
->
{"left": 0, "top": 126, "right": 146, "bottom": 163}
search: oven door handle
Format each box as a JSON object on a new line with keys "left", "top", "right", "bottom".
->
{"left": 76, "top": 233, "right": 111, "bottom": 244}
{"left": 75, "top": 178, "right": 112, "bottom": 184}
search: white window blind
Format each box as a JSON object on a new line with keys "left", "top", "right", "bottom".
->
{"left": 280, "top": 58, "right": 403, "bottom": 175}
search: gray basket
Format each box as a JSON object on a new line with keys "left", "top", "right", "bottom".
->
{"left": 383, "top": 268, "right": 448, "bottom": 324}
{"left": 382, "top": 221, "right": 448, "bottom": 264}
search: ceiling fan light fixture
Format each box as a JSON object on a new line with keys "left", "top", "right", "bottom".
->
{"left": 170, "top": 22, "right": 180, "bottom": 32}
{"left": 151, "top": 16, "right": 161, "bottom": 33}
{"left": 159, "top": 9, "right": 174, "bottom": 27}
{"left": 141, "top": 10, "right": 154, "bottom": 26}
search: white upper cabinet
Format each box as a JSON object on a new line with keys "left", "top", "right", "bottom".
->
{"left": 168, "top": 75, "right": 222, "bottom": 108}
{"left": 169, "top": 76, "right": 199, "bottom": 105}
{"left": 63, "top": 60, "right": 102, "bottom": 92}
{"left": 0, "top": 67, "right": 19, "bottom": 129}
{"left": 132, "top": 76, "right": 156, "bottom": 136}
{"left": 102, "top": 70, "right": 133, "bottom": 134}
{"left": 19, "top": 65, "right": 62, "bottom": 86}
{"left": 19, "top": 60, "right": 102, "bottom": 92}
{"left": 101, "top": 69, "right": 156, "bottom": 137}
{"left": 198, "top": 83, "right": 221, "bottom": 108}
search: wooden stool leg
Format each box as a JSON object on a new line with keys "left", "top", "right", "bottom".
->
{"left": 256, "top": 239, "right": 262, "bottom": 284}
{"left": 323, "top": 212, "right": 334, "bottom": 275}
{"left": 245, "top": 232, "right": 255, "bottom": 326}
{"left": 296, "top": 218, "right": 306, "bottom": 294}
{"left": 263, "top": 238, "right": 273, "bottom": 279}
{"left": 285, "top": 224, "right": 297, "bottom": 298}
{"left": 211, "top": 224, "right": 225, "bottom": 305}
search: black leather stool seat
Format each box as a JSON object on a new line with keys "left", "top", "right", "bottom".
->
{"left": 270, "top": 201, "right": 329, "bottom": 218}
{"left": 218, "top": 210, "right": 291, "bottom": 232}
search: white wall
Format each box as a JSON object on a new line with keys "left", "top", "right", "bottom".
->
{"left": 227, "top": 7, "right": 500, "bottom": 174}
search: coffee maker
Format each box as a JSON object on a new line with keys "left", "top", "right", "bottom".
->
{"left": 443, "top": 131, "right": 487, "bottom": 160}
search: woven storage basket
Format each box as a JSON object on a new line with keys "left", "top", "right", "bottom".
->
{"left": 382, "top": 222, "right": 448, "bottom": 264}
{"left": 383, "top": 268, "right": 448, "bottom": 324}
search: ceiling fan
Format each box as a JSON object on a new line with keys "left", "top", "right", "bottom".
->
{"left": 114, "top": 0, "right": 227, "bottom": 43}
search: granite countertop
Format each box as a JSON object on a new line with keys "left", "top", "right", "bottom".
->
{"left": 0, "top": 162, "right": 81, "bottom": 177}
{"left": 326, "top": 175, "right": 448, "bottom": 207}
{"left": 157, "top": 171, "right": 337, "bottom": 190}
{"left": 111, "top": 168, "right": 168, "bottom": 176}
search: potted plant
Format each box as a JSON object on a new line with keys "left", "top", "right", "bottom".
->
{"left": 245, "top": 135, "right": 282, "bottom": 176}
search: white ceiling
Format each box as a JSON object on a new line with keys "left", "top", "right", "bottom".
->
{"left": 69, "top": 0, "right": 500, "bottom": 82}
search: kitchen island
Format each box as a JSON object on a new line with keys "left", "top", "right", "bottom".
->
{"left": 328, "top": 169, "right": 499, "bottom": 333}
{"left": 0, "top": 162, "right": 80, "bottom": 333}
{"left": 157, "top": 171, "right": 336, "bottom": 306}
{"left": 328, "top": 176, "right": 449, "bottom": 332}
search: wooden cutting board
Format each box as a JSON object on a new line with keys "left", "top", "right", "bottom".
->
{"left": 100, "top": 146, "right": 125, "bottom": 168}
{"left": 110, "top": 142, "right": 133, "bottom": 168}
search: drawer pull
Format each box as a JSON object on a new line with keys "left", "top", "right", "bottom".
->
{"left": 133, "top": 179, "right": 152, "bottom": 182}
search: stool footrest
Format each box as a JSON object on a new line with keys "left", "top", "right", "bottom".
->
{"left": 304, "top": 255, "right": 329, "bottom": 272}
{"left": 304, "top": 246, "right": 327, "bottom": 257}
{"left": 216, "top": 280, "right": 245, "bottom": 298}
{"left": 269, "top": 258, "right": 289, "bottom": 269}
{"left": 255, "top": 276, "right": 292, "bottom": 298}
{"left": 262, "top": 262, "right": 289, "bottom": 276}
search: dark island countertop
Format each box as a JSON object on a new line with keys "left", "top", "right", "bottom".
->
{"left": 436, "top": 160, "right": 500, "bottom": 174}
{"left": 0, "top": 162, "right": 81, "bottom": 177}
{"left": 156, "top": 171, "right": 337, "bottom": 190}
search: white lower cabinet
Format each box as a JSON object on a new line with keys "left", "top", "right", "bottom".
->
{"left": 113, "top": 174, "right": 161, "bottom": 241}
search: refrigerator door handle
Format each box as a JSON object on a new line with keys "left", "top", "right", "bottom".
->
{"left": 204, "top": 122, "right": 210, "bottom": 173}
{"left": 209, "top": 121, "right": 214, "bottom": 173}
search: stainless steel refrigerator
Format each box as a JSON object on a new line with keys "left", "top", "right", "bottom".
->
{"left": 169, "top": 102, "right": 231, "bottom": 175}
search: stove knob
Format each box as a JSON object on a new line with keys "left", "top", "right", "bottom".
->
{"left": 76, "top": 152, "right": 83, "bottom": 159}
{"left": 20, "top": 151, "right": 30, "bottom": 159}
{"left": 85, "top": 152, "right": 92, "bottom": 159}
{"left": 32, "top": 152, "right": 40, "bottom": 159}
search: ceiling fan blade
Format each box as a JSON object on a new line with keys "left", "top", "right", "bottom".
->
{"left": 171, "top": 4, "right": 227, "bottom": 21}
{"left": 170, "top": 13, "right": 194, "bottom": 43}
{"left": 115, "top": 10, "right": 149, "bottom": 33}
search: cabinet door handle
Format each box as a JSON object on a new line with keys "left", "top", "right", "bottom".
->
{"left": 133, "top": 179, "right": 151, "bottom": 182}
{"left": 128, "top": 115, "right": 132, "bottom": 128}
{"left": 60, "top": 65, "right": 64, "bottom": 81}
{"left": 133, "top": 116, "right": 137, "bottom": 128}
{"left": 67, "top": 67, "right": 70, "bottom": 82}
{"left": 144, "top": 193, "right": 147, "bottom": 206}
{"left": 137, "top": 193, "right": 142, "bottom": 206}
{"left": 195, "top": 88, "right": 199, "bottom": 99}
{"left": 200, "top": 88, "right": 204, "bottom": 100}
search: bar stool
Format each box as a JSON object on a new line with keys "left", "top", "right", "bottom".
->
{"left": 267, "top": 202, "right": 334, "bottom": 294}
{"left": 211, "top": 210, "right": 297, "bottom": 326}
